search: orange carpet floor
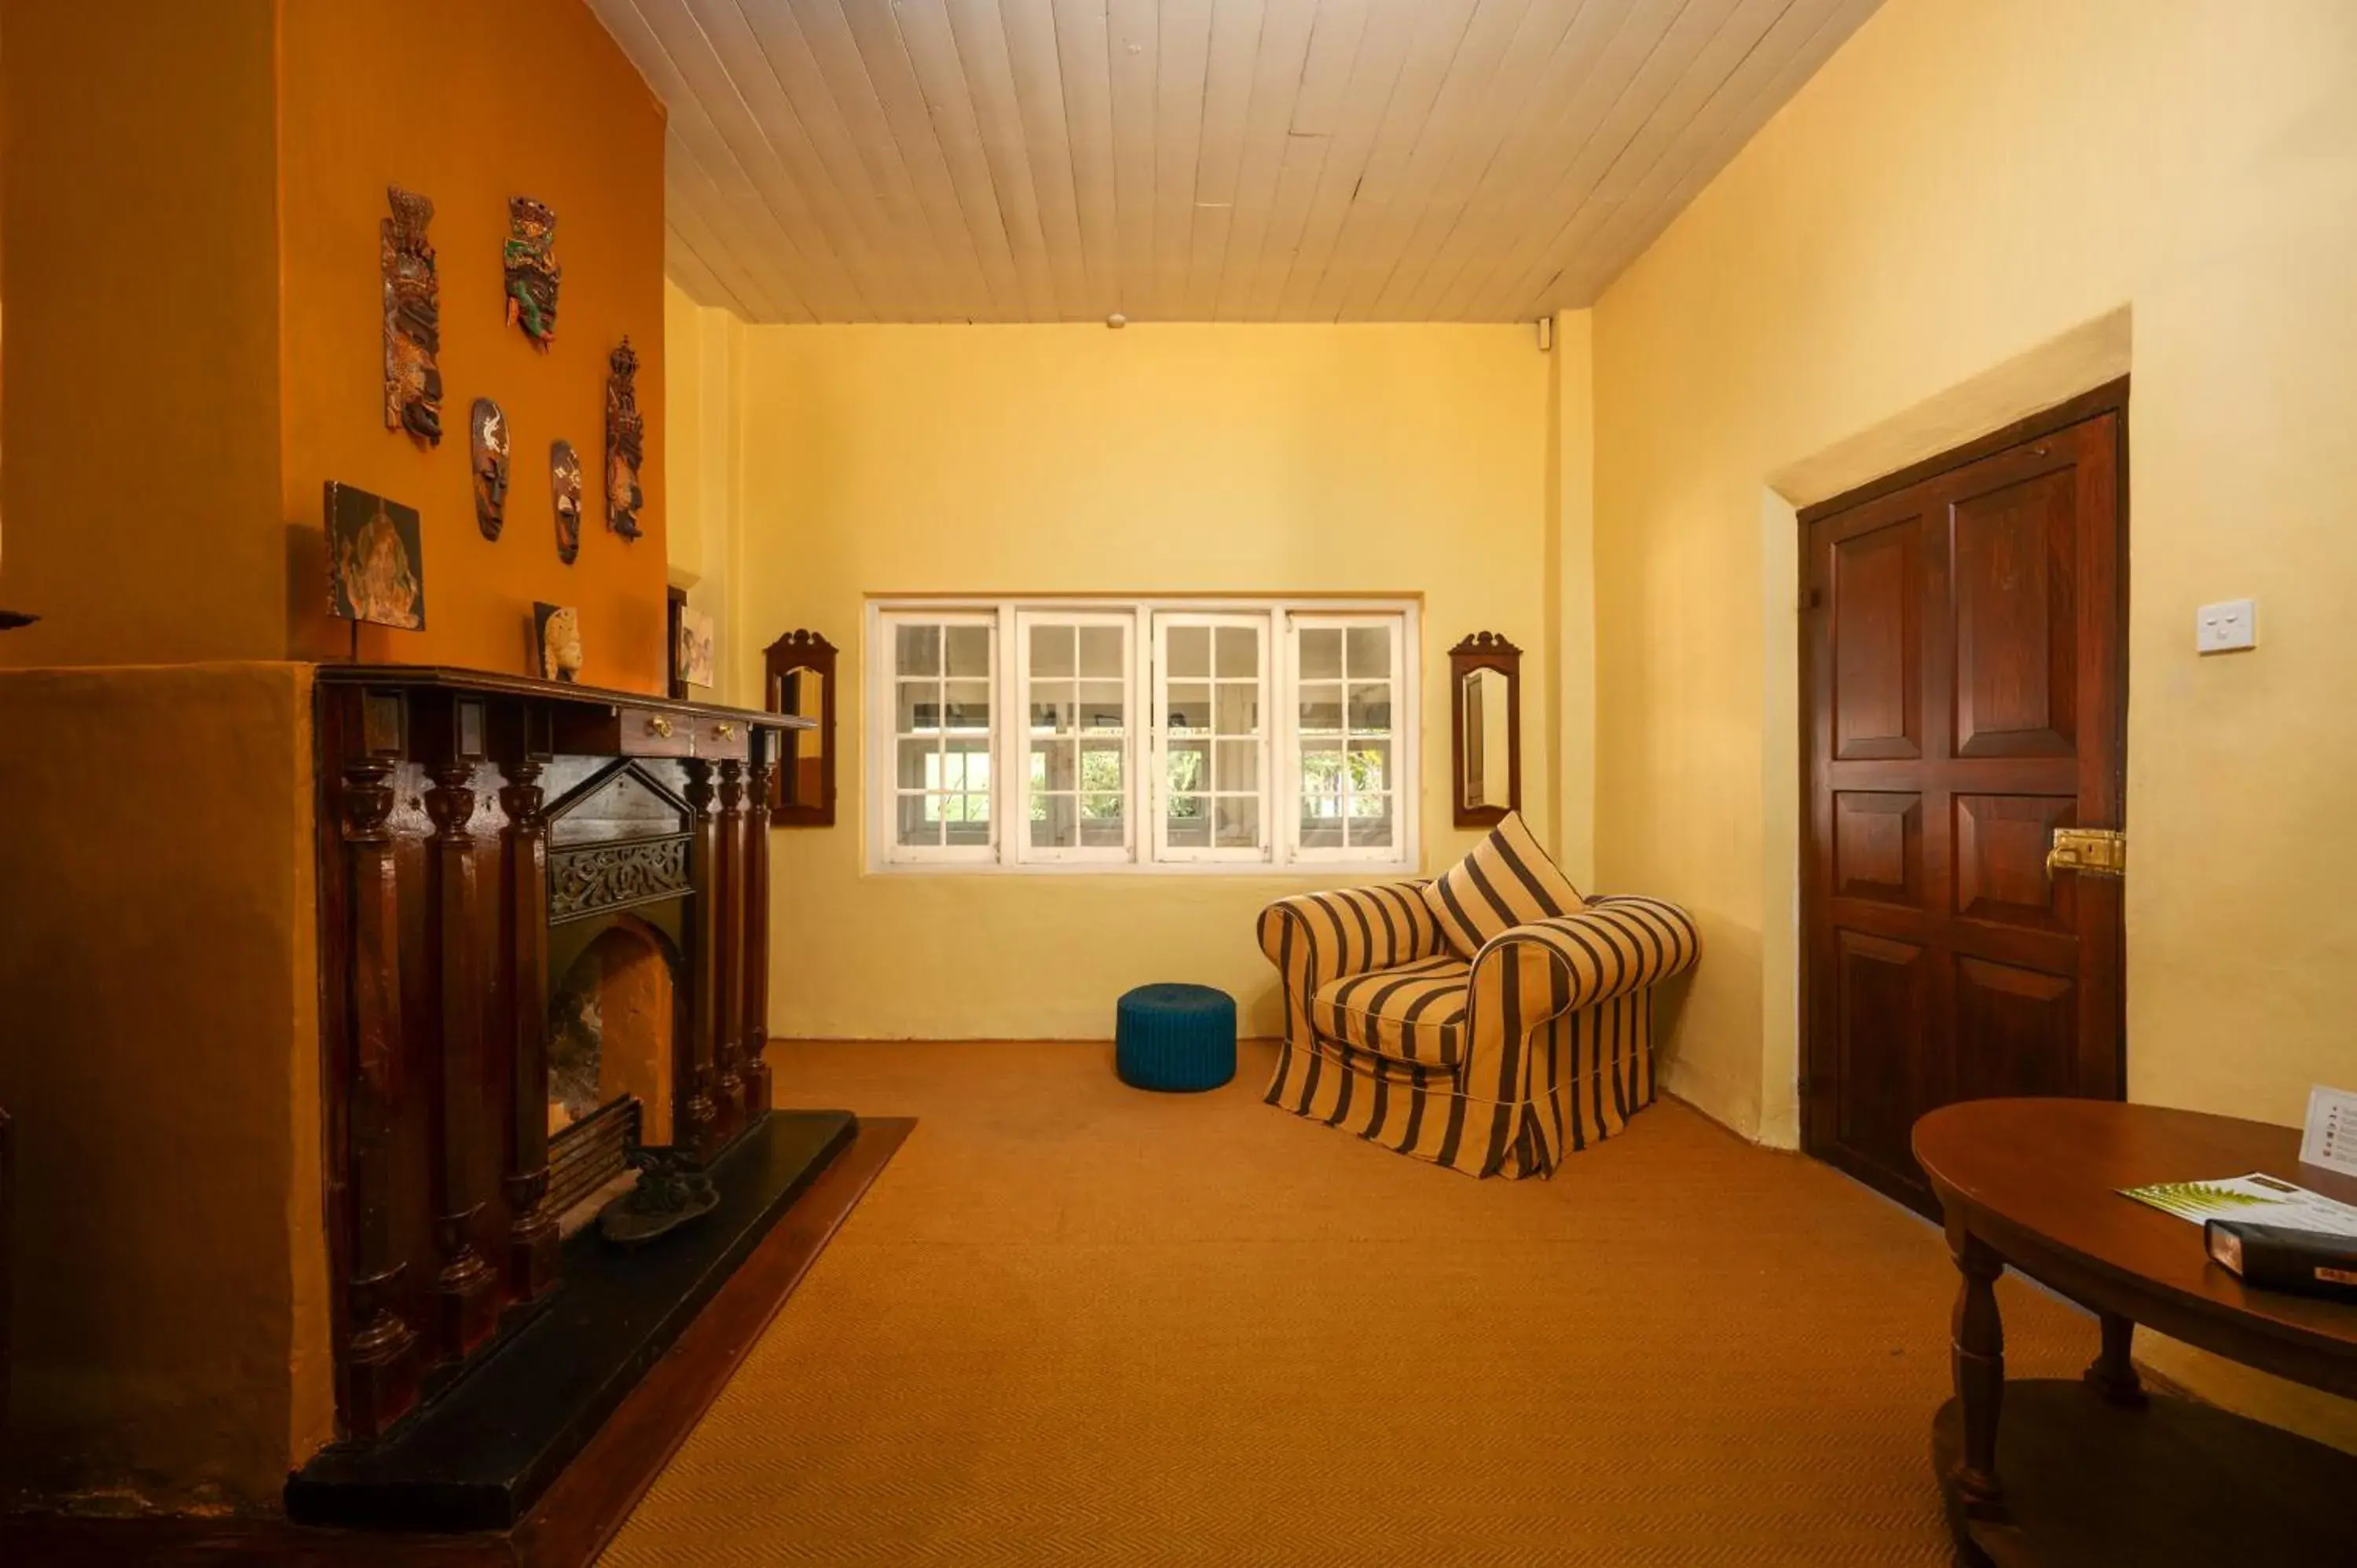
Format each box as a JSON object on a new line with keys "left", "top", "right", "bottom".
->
{"left": 602, "top": 1040, "right": 2093, "bottom": 1565}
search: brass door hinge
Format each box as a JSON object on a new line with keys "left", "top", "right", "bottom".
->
{"left": 2046, "top": 826, "right": 2126, "bottom": 879}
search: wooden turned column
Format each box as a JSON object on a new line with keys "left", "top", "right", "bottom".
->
{"left": 337, "top": 755, "right": 421, "bottom": 1438}
{"left": 497, "top": 754, "right": 559, "bottom": 1302}
{"left": 712, "top": 759, "right": 749, "bottom": 1142}
{"left": 2084, "top": 1312, "right": 2146, "bottom": 1406}
{"left": 1946, "top": 1222, "right": 2008, "bottom": 1522}
{"left": 678, "top": 759, "right": 722, "bottom": 1163}
{"left": 741, "top": 737, "right": 775, "bottom": 1119}
{"left": 425, "top": 760, "right": 500, "bottom": 1360}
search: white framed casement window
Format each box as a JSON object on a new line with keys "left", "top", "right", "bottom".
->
{"left": 866, "top": 598, "right": 1418, "bottom": 874}
{"left": 1016, "top": 610, "right": 1135, "bottom": 863}
{"left": 1150, "top": 614, "right": 1270, "bottom": 863}
{"left": 878, "top": 610, "right": 999, "bottom": 865}
{"left": 1285, "top": 614, "right": 1404, "bottom": 863}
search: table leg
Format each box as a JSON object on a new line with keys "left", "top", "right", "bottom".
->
{"left": 2083, "top": 1312, "right": 2147, "bottom": 1407}
{"left": 1947, "top": 1221, "right": 2007, "bottom": 1520}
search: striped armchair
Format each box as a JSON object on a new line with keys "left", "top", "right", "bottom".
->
{"left": 1257, "top": 863, "right": 1699, "bottom": 1179}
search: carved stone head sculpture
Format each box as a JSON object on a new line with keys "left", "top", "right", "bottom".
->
{"left": 504, "top": 196, "right": 561, "bottom": 350}
{"left": 538, "top": 604, "right": 583, "bottom": 683}
{"left": 550, "top": 440, "right": 584, "bottom": 566}
{"left": 380, "top": 186, "right": 443, "bottom": 446}
{"left": 604, "top": 337, "right": 645, "bottom": 540}
{"left": 469, "top": 398, "right": 510, "bottom": 540}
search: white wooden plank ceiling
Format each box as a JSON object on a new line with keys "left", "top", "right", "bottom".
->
{"left": 589, "top": 0, "right": 1881, "bottom": 323}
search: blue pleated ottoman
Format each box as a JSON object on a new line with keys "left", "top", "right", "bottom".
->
{"left": 1115, "top": 984, "right": 1237, "bottom": 1092}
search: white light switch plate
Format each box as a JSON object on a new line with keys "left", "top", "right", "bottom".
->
{"left": 2196, "top": 598, "right": 2257, "bottom": 654}
{"left": 2302, "top": 1086, "right": 2357, "bottom": 1178}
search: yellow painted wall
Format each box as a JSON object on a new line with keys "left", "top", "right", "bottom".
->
{"left": 278, "top": 0, "right": 671, "bottom": 690}
{"left": 728, "top": 324, "right": 1566, "bottom": 1039}
{"left": 664, "top": 278, "right": 747, "bottom": 707}
{"left": 0, "top": 664, "right": 331, "bottom": 1508}
{"left": 1591, "top": 0, "right": 2357, "bottom": 1143}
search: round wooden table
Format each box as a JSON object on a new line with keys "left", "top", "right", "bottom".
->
{"left": 1914, "top": 1098, "right": 2357, "bottom": 1567}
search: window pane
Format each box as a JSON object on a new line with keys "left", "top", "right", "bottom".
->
{"left": 1030, "top": 795, "right": 1076, "bottom": 848}
{"left": 1215, "top": 625, "right": 1257, "bottom": 677}
{"left": 1214, "top": 683, "right": 1259, "bottom": 735}
{"left": 944, "top": 625, "right": 991, "bottom": 678}
{"left": 947, "top": 737, "right": 991, "bottom": 792}
{"left": 943, "top": 680, "right": 992, "bottom": 730}
{"left": 1215, "top": 797, "right": 1259, "bottom": 849}
{"left": 1080, "top": 811, "right": 1125, "bottom": 848}
{"left": 1344, "top": 625, "right": 1391, "bottom": 677}
{"left": 896, "top": 680, "right": 938, "bottom": 733}
{"left": 1079, "top": 742, "right": 1124, "bottom": 793}
{"left": 1347, "top": 682, "right": 1392, "bottom": 734}
{"left": 896, "top": 738, "right": 935, "bottom": 789}
{"left": 1299, "top": 627, "right": 1343, "bottom": 680}
{"left": 1078, "top": 625, "right": 1124, "bottom": 678}
{"left": 895, "top": 624, "right": 940, "bottom": 677}
{"left": 1167, "top": 797, "right": 1210, "bottom": 848}
{"left": 1214, "top": 738, "right": 1256, "bottom": 793}
{"left": 1299, "top": 749, "right": 1344, "bottom": 810}
{"left": 1168, "top": 625, "right": 1210, "bottom": 678}
{"left": 1347, "top": 797, "right": 1395, "bottom": 848}
{"left": 1077, "top": 680, "right": 1125, "bottom": 732}
{"left": 896, "top": 793, "right": 939, "bottom": 846}
{"left": 1351, "top": 740, "right": 1392, "bottom": 794}
{"left": 1032, "top": 737, "right": 1076, "bottom": 792}
{"left": 1029, "top": 623, "right": 1076, "bottom": 677}
{"left": 1167, "top": 683, "right": 1211, "bottom": 733}
{"left": 1029, "top": 681, "right": 1074, "bottom": 733}
{"left": 1297, "top": 683, "right": 1343, "bottom": 735}
{"left": 947, "top": 796, "right": 992, "bottom": 846}
{"left": 1297, "top": 801, "right": 1344, "bottom": 848}
{"left": 1166, "top": 742, "right": 1210, "bottom": 795}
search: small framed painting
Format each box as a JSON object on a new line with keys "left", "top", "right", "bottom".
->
{"left": 676, "top": 607, "right": 716, "bottom": 688}
{"left": 324, "top": 482, "right": 425, "bottom": 630}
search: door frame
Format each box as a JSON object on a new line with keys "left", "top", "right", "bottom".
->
{"left": 1794, "top": 376, "right": 2132, "bottom": 1179}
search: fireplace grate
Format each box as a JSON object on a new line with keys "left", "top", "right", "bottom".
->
{"left": 547, "top": 1096, "right": 641, "bottom": 1223}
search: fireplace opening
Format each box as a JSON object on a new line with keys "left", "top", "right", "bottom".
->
{"left": 548, "top": 917, "right": 676, "bottom": 1144}
{"left": 538, "top": 757, "right": 700, "bottom": 1227}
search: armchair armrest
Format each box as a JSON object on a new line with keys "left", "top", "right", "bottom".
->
{"left": 1469, "top": 895, "right": 1701, "bottom": 1027}
{"left": 1257, "top": 882, "right": 1446, "bottom": 997}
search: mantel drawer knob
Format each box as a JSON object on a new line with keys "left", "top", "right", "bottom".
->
{"left": 647, "top": 714, "right": 674, "bottom": 739}
{"left": 714, "top": 722, "right": 737, "bottom": 741}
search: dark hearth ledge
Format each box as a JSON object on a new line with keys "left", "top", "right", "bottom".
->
{"left": 288, "top": 1110, "right": 856, "bottom": 1533}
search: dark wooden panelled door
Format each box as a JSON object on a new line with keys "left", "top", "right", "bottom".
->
{"left": 1802, "top": 387, "right": 2127, "bottom": 1215}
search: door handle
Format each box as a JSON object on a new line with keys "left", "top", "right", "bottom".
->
{"left": 2046, "top": 827, "right": 2125, "bottom": 880}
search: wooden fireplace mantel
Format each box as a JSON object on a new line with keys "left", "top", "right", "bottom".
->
{"left": 311, "top": 663, "right": 805, "bottom": 1446}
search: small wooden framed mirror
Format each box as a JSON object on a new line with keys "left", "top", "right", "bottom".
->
{"left": 763, "top": 629, "right": 838, "bottom": 826}
{"left": 1450, "top": 632, "right": 1522, "bottom": 828}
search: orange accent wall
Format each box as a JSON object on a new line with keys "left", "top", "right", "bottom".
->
{"left": 0, "top": 0, "right": 669, "bottom": 693}
{"left": 278, "top": 0, "right": 669, "bottom": 691}
{"left": 0, "top": 0, "right": 288, "bottom": 666}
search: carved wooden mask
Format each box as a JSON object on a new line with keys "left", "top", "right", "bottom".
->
{"left": 550, "top": 441, "right": 584, "bottom": 566}
{"left": 604, "top": 338, "right": 645, "bottom": 541}
{"left": 470, "top": 398, "right": 510, "bottom": 540}
{"left": 380, "top": 186, "right": 442, "bottom": 446}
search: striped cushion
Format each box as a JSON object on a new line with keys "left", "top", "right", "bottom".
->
{"left": 1310, "top": 954, "right": 1470, "bottom": 1067}
{"left": 1420, "top": 811, "right": 1585, "bottom": 958}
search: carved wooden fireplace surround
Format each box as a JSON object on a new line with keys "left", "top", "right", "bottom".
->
{"left": 314, "top": 666, "right": 805, "bottom": 1442}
